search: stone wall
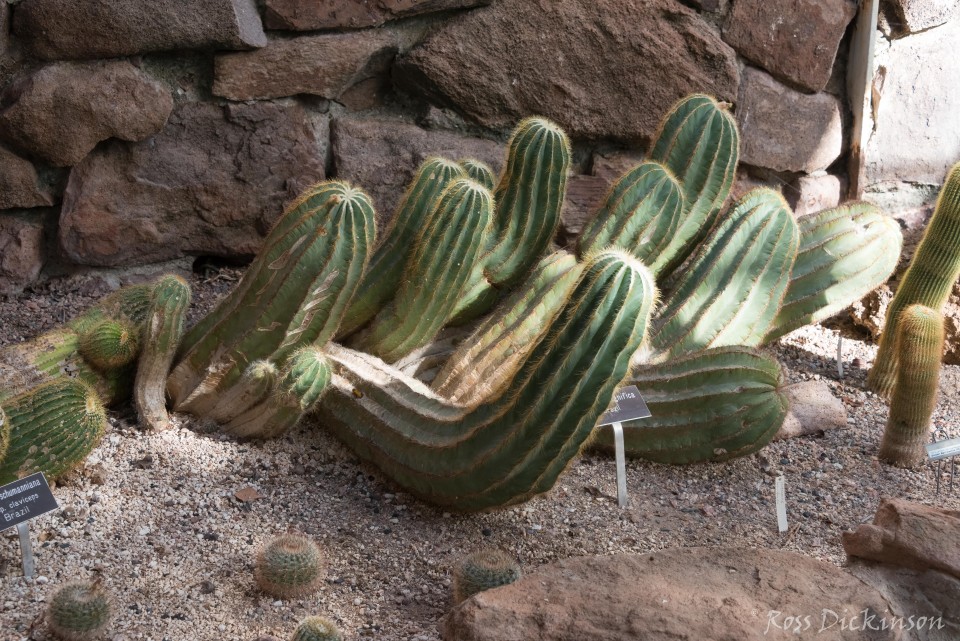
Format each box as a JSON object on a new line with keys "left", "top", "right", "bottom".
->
{"left": 0, "top": 0, "right": 885, "bottom": 294}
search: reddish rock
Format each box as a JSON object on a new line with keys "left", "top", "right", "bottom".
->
{"left": 213, "top": 32, "right": 398, "bottom": 101}
{"left": 788, "top": 173, "right": 846, "bottom": 217}
{"left": 12, "top": 0, "right": 267, "bottom": 60}
{"left": 394, "top": 0, "right": 739, "bottom": 143}
{"left": 0, "top": 61, "right": 173, "bottom": 167}
{"left": 737, "top": 67, "right": 843, "bottom": 174}
{"left": 843, "top": 499, "right": 960, "bottom": 580}
{"left": 0, "top": 214, "right": 45, "bottom": 295}
{"left": 331, "top": 117, "right": 504, "bottom": 230}
{"left": 0, "top": 3, "right": 24, "bottom": 88}
{"left": 775, "top": 381, "right": 847, "bottom": 441}
{"left": 59, "top": 102, "right": 326, "bottom": 268}
{"left": 443, "top": 547, "right": 899, "bottom": 640}
{"left": 263, "top": 0, "right": 491, "bottom": 30}
{"left": 723, "top": 0, "right": 857, "bottom": 92}
{"left": 0, "top": 146, "right": 53, "bottom": 209}
{"left": 887, "top": 0, "right": 959, "bottom": 34}
{"left": 558, "top": 174, "right": 609, "bottom": 246}
{"left": 591, "top": 151, "right": 646, "bottom": 183}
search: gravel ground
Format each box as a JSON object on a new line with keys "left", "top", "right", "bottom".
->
{"left": 1, "top": 269, "right": 959, "bottom": 641}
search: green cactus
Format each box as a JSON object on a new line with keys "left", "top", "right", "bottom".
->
{"left": 869, "top": 162, "right": 960, "bottom": 398}
{"left": 576, "top": 161, "right": 684, "bottom": 273}
{"left": 339, "top": 158, "right": 464, "bottom": 338}
{"left": 879, "top": 305, "right": 944, "bottom": 467}
{"left": 766, "top": 202, "right": 903, "bottom": 342}
{"left": 592, "top": 347, "right": 788, "bottom": 464}
{"left": 78, "top": 319, "right": 140, "bottom": 371}
{"left": 206, "top": 360, "right": 278, "bottom": 426}
{"left": 460, "top": 158, "right": 496, "bottom": 190}
{"left": 452, "top": 549, "right": 521, "bottom": 604}
{"left": 47, "top": 580, "right": 111, "bottom": 641}
{"left": 0, "top": 379, "right": 107, "bottom": 484}
{"left": 318, "top": 250, "right": 656, "bottom": 510}
{"left": 291, "top": 617, "right": 343, "bottom": 641}
{"left": 352, "top": 178, "right": 495, "bottom": 362}
{"left": 648, "top": 93, "right": 739, "bottom": 273}
{"left": 168, "top": 181, "right": 374, "bottom": 414}
{"left": 651, "top": 188, "right": 799, "bottom": 359}
{"left": 256, "top": 534, "right": 325, "bottom": 599}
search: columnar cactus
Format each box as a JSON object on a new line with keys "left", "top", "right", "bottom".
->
{"left": 318, "top": 250, "right": 656, "bottom": 510}
{"left": 460, "top": 158, "right": 495, "bottom": 190}
{"left": 452, "top": 549, "right": 521, "bottom": 604}
{"left": 869, "top": 162, "right": 960, "bottom": 398}
{"left": 46, "top": 580, "right": 111, "bottom": 641}
{"left": 291, "top": 617, "right": 343, "bottom": 641}
{"left": 256, "top": 534, "right": 325, "bottom": 599}
{"left": 879, "top": 305, "right": 944, "bottom": 467}
{"left": 0, "top": 379, "right": 107, "bottom": 484}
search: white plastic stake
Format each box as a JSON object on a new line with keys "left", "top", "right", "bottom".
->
{"left": 837, "top": 335, "right": 844, "bottom": 379}
{"left": 775, "top": 475, "right": 788, "bottom": 533}
{"left": 17, "top": 522, "right": 34, "bottom": 579}
{"left": 612, "top": 422, "right": 628, "bottom": 508}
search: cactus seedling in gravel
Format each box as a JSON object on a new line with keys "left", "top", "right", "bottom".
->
{"left": 256, "top": 534, "right": 325, "bottom": 599}
{"left": 291, "top": 616, "right": 343, "bottom": 641}
{"left": 47, "top": 580, "right": 111, "bottom": 641}
{"left": 452, "top": 549, "right": 521, "bottom": 604}
{"left": 879, "top": 305, "right": 945, "bottom": 467}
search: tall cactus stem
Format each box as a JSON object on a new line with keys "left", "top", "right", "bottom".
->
{"left": 460, "top": 159, "right": 496, "bottom": 190}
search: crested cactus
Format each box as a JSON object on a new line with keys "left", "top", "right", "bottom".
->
{"left": 879, "top": 305, "right": 944, "bottom": 467}
{"left": 869, "top": 162, "right": 960, "bottom": 398}
{"left": 339, "top": 158, "right": 464, "bottom": 338}
{"left": 78, "top": 319, "right": 140, "bottom": 371}
{"left": 0, "top": 379, "right": 107, "bottom": 484}
{"left": 47, "top": 580, "right": 112, "bottom": 641}
{"left": 766, "top": 202, "right": 903, "bottom": 342}
{"left": 352, "top": 178, "right": 494, "bottom": 362}
{"left": 168, "top": 181, "right": 374, "bottom": 414}
{"left": 648, "top": 93, "right": 739, "bottom": 272}
{"left": 256, "top": 534, "right": 325, "bottom": 598}
{"left": 452, "top": 549, "right": 521, "bottom": 604}
{"left": 651, "top": 188, "right": 799, "bottom": 359}
{"left": 592, "top": 347, "right": 788, "bottom": 464}
{"left": 291, "top": 617, "right": 343, "bottom": 641}
{"left": 460, "top": 158, "right": 495, "bottom": 190}
{"left": 318, "top": 250, "right": 656, "bottom": 510}
{"left": 576, "top": 161, "right": 684, "bottom": 274}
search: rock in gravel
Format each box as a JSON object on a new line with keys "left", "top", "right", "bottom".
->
{"left": 0, "top": 145, "right": 53, "bottom": 209}
{"left": 60, "top": 102, "right": 326, "bottom": 267}
{"left": 263, "top": 0, "right": 491, "bottom": 30}
{"left": 775, "top": 381, "right": 847, "bottom": 442}
{"left": 393, "top": 0, "right": 739, "bottom": 143}
{"left": 213, "top": 31, "right": 398, "bottom": 101}
{"left": 0, "top": 213, "right": 45, "bottom": 295}
{"left": 0, "top": 61, "right": 173, "bottom": 167}
{"left": 842, "top": 498, "right": 960, "bottom": 580}
{"left": 442, "top": 547, "right": 899, "bottom": 640}
{"left": 12, "top": 0, "right": 267, "bottom": 60}
{"left": 885, "top": 0, "right": 959, "bottom": 35}
{"left": 788, "top": 174, "right": 846, "bottom": 218}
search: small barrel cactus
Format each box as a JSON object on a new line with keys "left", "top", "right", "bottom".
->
{"left": 255, "top": 534, "right": 324, "bottom": 599}
{"left": 78, "top": 319, "right": 140, "bottom": 371}
{"left": 47, "top": 580, "right": 111, "bottom": 641}
{"left": 452, "top": 548, "right": 521, "bottom": 604}
{"left": 291, "top": 616, "right": 343, "bottom": 641}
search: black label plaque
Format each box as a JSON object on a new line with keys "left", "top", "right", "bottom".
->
{"left": 597, "top": 385, "right": 651, "bottom": 427}
{"left": 0, "top": 472, "right": 59, "bottom": 531}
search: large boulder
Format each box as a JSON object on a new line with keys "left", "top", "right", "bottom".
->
{"left": 394, "top": 0, "right": 739, "bottom": 143}
{"left": 886, "top": 0, "right": 959, "bottom": 35}
{"left": 0, "top": 146, "right": 53, "bottom": 210}
{"left": 331, "top": 117, "right": 504, "bottom": 230}
{"left": 263, "top": 0, "right": 492, "bottom": 30}
{"left": 12, "top": 0, "right": 267, "bottom": 60}
{"left": 0, "top": 61, "right": 173, "bottom": 167}
{"left": 213, "top": 32, "right": 398, "bottom": 101}
{"left": 59, "top": 102, "right": 326, "bottom": 267}
{"left": 443, "top": 547, "right": 901, "bottom": 640}
{"left": 722, "top": 0, "right": 857, "bottom": 93}
{"left": 0, "top": 214, "right": 45, "bottom": 295}
{"left": 737, "top": 67, "right": 844, "bottom": 174}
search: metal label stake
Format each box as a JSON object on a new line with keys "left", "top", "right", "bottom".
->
{"left": 612, "top": 422, "right": 628, "bottom": 508}
{"left": 17, "top": 522, "right": 35, "bottom": 579}
{"left": 837, "top": 336, "right": 844, "bottom": 379}
{"left": 775, "top": 476, "right": 788, "bottom": 533}
{"left": 597, "top": 385, "right": 652, "bottom": 509}
{"left": 0, "top": 472, "right": 60, "bottom": 578}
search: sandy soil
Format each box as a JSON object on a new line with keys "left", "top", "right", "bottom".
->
{"left": 1, "top": 268, "right": 959, "bottom": 641}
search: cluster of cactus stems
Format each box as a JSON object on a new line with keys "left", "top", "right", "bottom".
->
{"left": 452, "top": 549, "right": 522, "bottom": 604}
{"left": 0, "top": 93, "right": 906, "bottom": 508}
{"left": 256, "top": 533, "right": 325, "bottom": 599}
{"left": 291, "top": 617, "right": 343, "bottom": 641}
{"left": 46, "top": 580, "right": 112, "bottom": 641}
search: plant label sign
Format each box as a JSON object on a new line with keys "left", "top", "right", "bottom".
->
{"left": 0, "top": 472, "right": 58, "bottom": 530}
{"left": 597, "top": 385, "right": 651, "bottom": 426}
{"left": 926, "top": 437, "right": 960, "bottom": 462}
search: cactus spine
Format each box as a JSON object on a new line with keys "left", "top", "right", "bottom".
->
{"left": 767, "top": 203, "right": 903, "bottom": 342}
{"left": 291, "top": 617, "right": 343, "bottom": 641}
{"left": 879, "top": 305, "right": 944, "bottom": 467}
{"left": 452, "top": 549, "right": 521, "bottom": 604}
{"left": 651, "top": 188, "right": 799, "bottom": 359}
{"left": 318, "top": 250, "right": 656, "bottom": 510}
{"left": 0, "top": 379, "right": 107, "bottom": 483}
{"left": 352, "top": 178, "right": 494, "bottom": 362}
{"left": 592, "top": 347, "right": 788, "bottom": 464}
{"left": 869, "top": 162, "right": 960, "bottom": 398}
{"left": 460, "top": 158, "right": 495, "bottom": 190}
{"left": 340, "top": 158, "right": 464, "bottom": 337}
{"left": 256, "top": 534, "right": 325, "bottom": 599}
{"left": 47, "top": 580, "right": 112, "bottom": 641}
